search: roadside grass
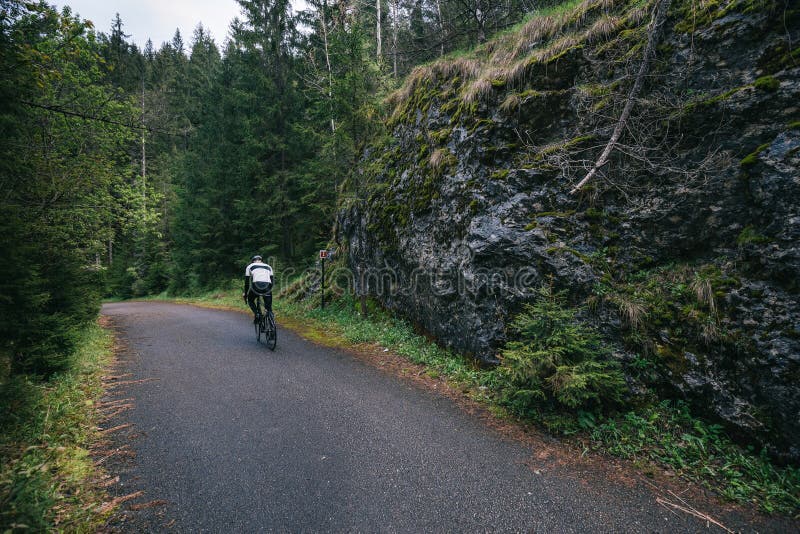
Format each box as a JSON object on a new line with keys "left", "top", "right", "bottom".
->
{"left": 147, "top": 285, "right": 800, "bottom": 517}
{"left": 0, "top": 322, "right": 114, "bottom": 531}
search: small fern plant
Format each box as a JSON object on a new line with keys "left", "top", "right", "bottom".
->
{"left": 501, "top": 286, "right": 626, "bottom": 414}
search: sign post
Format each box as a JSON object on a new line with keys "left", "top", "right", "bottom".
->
{"left": 319, "top": 249, "right": 328, "bottom": 310}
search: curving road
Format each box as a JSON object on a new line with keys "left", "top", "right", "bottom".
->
{"left": 100, "top": 302, "right": 792, "bottom": 533}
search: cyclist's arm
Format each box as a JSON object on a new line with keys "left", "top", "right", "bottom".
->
{"left": 243, "top": 275, "right": 250, "bottom": 295}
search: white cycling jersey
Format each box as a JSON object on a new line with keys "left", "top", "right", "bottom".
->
{"left": 245, "top": 262, "right": 273, "bottom": 284}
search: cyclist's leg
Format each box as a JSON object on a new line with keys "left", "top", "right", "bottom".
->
{"left": 264, "top": 293, "right": 273, "bottom": 315}
{"left": 246, "top": 290, "right": 260, "bottom": 319}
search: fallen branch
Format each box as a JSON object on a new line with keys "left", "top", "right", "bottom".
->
{"left": 100, "top": 405, "right": 134, "bottom": 420}
{"left": 97, "top": 491, "right": 145, "bottom": 514}
{"left": 656, "top": 497, "right": 734, "bottom": 533}
{"left": 98, "top": 398, "right": 135, "bottom": 409}
{"left": 129, "top": 500, "right": 169, "bottom": 511}
{"left": 100, "top": 423, "right": 132, "bottom": 435}
{"left": 102, "top": 373, "right": 133, "bottom": 381}
{"left": 94, "top": 446, "right": 135, "bottom": 466}
{"left": 569, "top": 0, "right": 673, "bottom": 195}
{"left": 105, "top": 378, "right": 159, "bottom": 388}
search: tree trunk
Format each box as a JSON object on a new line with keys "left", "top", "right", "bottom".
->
{"left": 436, "top": 0, "right": 444, "bottom": 56}
{"left": 391, "top": 0, "right": 399, "bottom": 77}
{"left": 321, "top": 0, "right": 335, "bottom": 134}
{"left": 376, "top": 0, "right": 382, "bottom": 60}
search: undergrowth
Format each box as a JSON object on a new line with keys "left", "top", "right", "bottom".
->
{"left": 0, "top": 323, "right": 114, "bottom": 531}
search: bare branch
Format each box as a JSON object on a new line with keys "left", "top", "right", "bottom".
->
{"left": 569, "top": 0, "right": 673, "bottom": 195}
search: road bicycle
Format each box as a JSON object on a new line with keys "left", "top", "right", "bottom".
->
{"left": 254, "top": 296, "right": 277, "bottom": 350}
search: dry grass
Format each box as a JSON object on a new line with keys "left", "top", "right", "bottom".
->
{"left": 463, "top": 77, "right": 495, "bottom": 104}
{"left": 511, "top": 12, "right": 571, "bottom": 59}
{"left": 690, "top": 276, "right": 716, "bottom": 313}
{"left": 700, "top": 320, "right": 721, "bottom": 345}
{"left": 612, "top": 294, "right": 648, "bottom": 330}
{"left": 386, "top": 65, "right": 434, "bottom": 111}
{"left": 387, "top": 0, "right": 639, "bottom": 117}
{"left": 540, "top": 34, "right": 582, "bottom": 62}
{"left": 500, "top": 93, "right": 522, "bottom": 113}
{"left": 625, "top": 3, "right": 652, "bottom": 26}
{"left": 586, "top": 14, "right": 624, "bottom": 42}
{"left": 429, "top": 148, "right": 448, "bottom": 169}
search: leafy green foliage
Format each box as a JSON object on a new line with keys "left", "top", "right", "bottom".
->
{"left": 500, "top": 287, "right": 626, "bottom": 412}
{"left": 0, "top": 1, "right": 136, "bottom": 375}
{"left": 0, "top": 324, "right": 114, "bottom": 531}
{"left": 588, "top": 401, "right": 800, "bottom": 515}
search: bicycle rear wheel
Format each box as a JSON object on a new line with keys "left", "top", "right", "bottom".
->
{"left": 266, "top": 312, "right": 277, "bottom": 350}
{"left": 254, "top": 299, "right": 262, "bottom": 342}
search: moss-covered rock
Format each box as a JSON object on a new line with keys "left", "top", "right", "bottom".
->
{"left": 341, "top": 0, "right": 800, "bottom": 463}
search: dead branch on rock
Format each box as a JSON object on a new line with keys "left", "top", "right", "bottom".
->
{"left": 569, "top": 0, "right": 673, "bottom": 195}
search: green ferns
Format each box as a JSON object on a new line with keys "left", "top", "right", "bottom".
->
{"left": 501, "top": 287, "right": 626, "bottom": 414}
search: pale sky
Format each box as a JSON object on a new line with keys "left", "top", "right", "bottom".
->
{"left": 56, "top": 1, "right": 308, "bottom": 51}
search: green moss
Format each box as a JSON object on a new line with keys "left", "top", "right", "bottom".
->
{"left": 524, "top": 221, "right": 538, "bottom": 231}
{"left": 469, "top": 199, "right": 480, "bottom": 214}
{"left": 674, "top": 0, "right": 775, "bottom": 34}
{"left": 754, "top": 75, "right": 780, "bottom": 92}
{"left": 430, "top": 127, "right": 452, "bottom": 144}
{"left": 584, "top": 207, "right": 604, "bottom": 220}
{"left": 546, "top": 43, "right": 585, "bottom": 64}
{"left": 469, "top": 118, "right": 495, "bottom": 134}
{"left": 440, "top": 98, "right": 459, "bottom": 114}
{"left": 533, "top": 210, "right": 576, "bottom": 218}
{"left": 740, "top": 143, "right": 770, "bottom": 167}
{"left": 490, "top": 78, "right": 506, "bottom": 87}
{"left": 531, "top": 135, "right": 596, "bottom": 163}
{"left": 654, "top": 343, "right": 689, "bottom": 373}
{"left": 788, "top": 121, "right": 800, "bottom": 130}
{"left": 758, "top": 39, "right": 800, "bottom": 74}
{"left": 491, "top": 169, "right": 510, "bottom": 181}
{"left": 737, "top": 225, "right": 771, "bottom": 245}
{"left": 449, "top": 99, "right": 478, "bottom": 125}
{"left": 683, "top": 86, "right": 749, "bottom": 115}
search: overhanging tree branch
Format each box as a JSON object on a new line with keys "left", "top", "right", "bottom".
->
{"left": 569, "top": 0, "right": 673, "bottom": 195}
{"left": 18, "top": 100, "right": 189, "bottom": 138}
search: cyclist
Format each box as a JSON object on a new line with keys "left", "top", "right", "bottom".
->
{"left": 243, "top": 255, "right": 274, "bottom": 323}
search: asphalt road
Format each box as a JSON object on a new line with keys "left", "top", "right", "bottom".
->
{"left": 100, "top": 302, "right": 792, "bottom": 533}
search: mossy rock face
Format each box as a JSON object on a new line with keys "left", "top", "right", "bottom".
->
{"left": 339, "top": 0, "right": 800, "bottom": 463}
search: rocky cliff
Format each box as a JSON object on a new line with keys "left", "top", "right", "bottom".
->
{"left": 338, "top": 0, "right": 800, "bottom": 462}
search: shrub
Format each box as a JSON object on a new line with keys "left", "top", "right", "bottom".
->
{"left": 500, "top": 287, "right": 626, "bottom": 414}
